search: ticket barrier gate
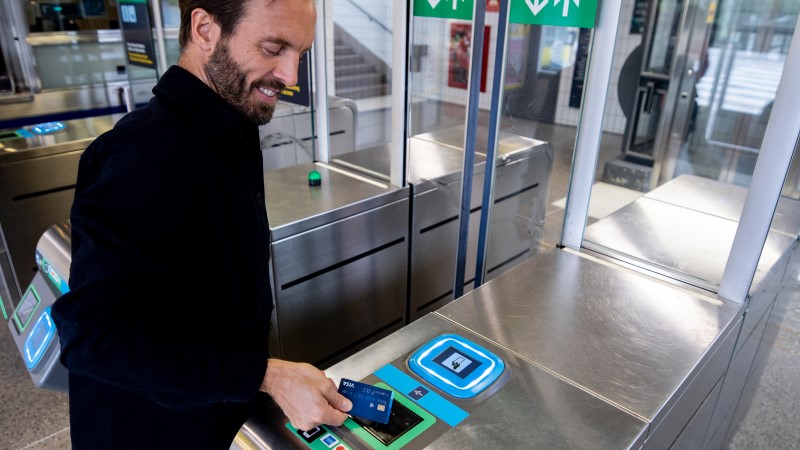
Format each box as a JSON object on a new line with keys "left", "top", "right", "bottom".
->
{"left": 7, "top": 222, "right": 70, "bottom": 391}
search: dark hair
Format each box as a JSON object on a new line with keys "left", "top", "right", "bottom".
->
{"left": 178, "top": 0, "right": 251, "bottom": 51}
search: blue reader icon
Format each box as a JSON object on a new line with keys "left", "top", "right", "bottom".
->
{"left": 408, "top": 334, "right": 504, "bottom": 399}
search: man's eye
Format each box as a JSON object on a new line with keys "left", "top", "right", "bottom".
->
{"left": 263, "top": 47, "right": 281, "bottom": 56}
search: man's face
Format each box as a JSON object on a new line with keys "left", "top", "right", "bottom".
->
{"left": 204, "top": 0, "right": 315, "bottom": 124}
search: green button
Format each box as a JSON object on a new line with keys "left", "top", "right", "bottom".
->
{"left": 308, "top": 170, "right": 322, "bottom": 186}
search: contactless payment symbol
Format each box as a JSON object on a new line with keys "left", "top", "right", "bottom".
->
{"left": 297, "top": 426, "right": 324, "bottom": 443}
{"left": 409, "top": 386, "right": 429, "bottom": 400}
{"left": 320, "top": 433, "right": 339, "bottom": 448}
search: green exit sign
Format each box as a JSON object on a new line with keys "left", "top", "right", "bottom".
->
{"left": 511, "top": 0, "right": 599, "bottom": 28}
{"left": 414, "top": 0, "right": 473, "bottom": 20}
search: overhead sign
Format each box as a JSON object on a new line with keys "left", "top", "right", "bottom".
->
{"left": 414, "top": 0, "right": 473, "bottom": 20}
{"left": 118, "top": 0, "right": 156, "bottom": 69}
{"left": 510, "top": 0, "right": 599, "bottom": 28}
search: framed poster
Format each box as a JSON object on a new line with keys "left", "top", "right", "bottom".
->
{"left": 448, "top": 24, "right": 490, "bottom": 92}
{"left": 119, "top": 0, "right": 156, "bottom": 69}
{"left": 505, "top": 24, "right": 530, "bottom": 89}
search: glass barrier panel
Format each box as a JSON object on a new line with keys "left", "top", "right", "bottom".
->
{"left": 584, "top": 0, "right": 799, "bottom": 293}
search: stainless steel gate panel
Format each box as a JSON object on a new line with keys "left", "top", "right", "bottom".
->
{"left": 670, "top": 378, "right": 724, "bottom": 450}
{"left": 643, "top": 313, "right": 740, "bottom": 447}
{"left": 332, "top": 130, "right": 553, "bottom": 321}
{"left": 265, "top": 163, "right": 410, "bottom": 366}
{"left": 705, "top": 300, "right": 774, "bottom": 448}
{"left": 583, "top": 197, "right": 796, "bottom": 292}
{"left": 436, "top": 249, "right": 743, "bottom": 425}
{"left": 242, "top": 313, "right": 649, "bottom": 449}
{"left": 644, "top": 174, "right": 800, "bottom": 238}
{"left": 0, "top": 115, "right": 119, "bottom": 306}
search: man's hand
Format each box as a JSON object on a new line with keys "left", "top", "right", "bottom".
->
{"left": 260, "top": 358, "right": 353, "bottom": 431}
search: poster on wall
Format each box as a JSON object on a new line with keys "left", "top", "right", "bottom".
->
{"left": 448, "top": 23, "right": 490, "bottom": 92}
{"left": 630, "top": 0, "right": 649, "bottom": 34}
{"left": 569, "top": 28, "right": 592, "bottom": 108}
{"left": 118, "top": 0, "right": 156, "bottom": 69}
{"left": 505, "top": 24, "right": 530, "bottom": 89}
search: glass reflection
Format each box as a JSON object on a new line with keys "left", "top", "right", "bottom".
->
{"left": 583, "top": 0, "right": 799, "bottom": 293}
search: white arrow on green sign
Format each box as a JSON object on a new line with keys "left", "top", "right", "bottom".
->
{"left": 511, "top": 0, "right": 599, "bottom": 28}
{"left": 414, "top": 0, "right": 473, "bottom": 20}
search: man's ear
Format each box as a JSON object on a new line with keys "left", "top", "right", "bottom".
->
{"left": 189, "top": 8, "right": 219, "bottom": 55}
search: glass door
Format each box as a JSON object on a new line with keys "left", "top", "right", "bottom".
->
{"left": 656, "top": 0, "right": 799, "bottom": 187}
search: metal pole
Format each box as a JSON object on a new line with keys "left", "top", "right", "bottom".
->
{"left": 718, "top": 21, "right": 800, "bottom": 304}
{"left": 453, "top": 0, "right": 487, "bottom": 299}
{"left": 390, "top": 0, "right": 409, "bottom": 188}
{"left": 313, "top": 0, "right": 331, "bottom": 163}
{"left": 560, "top": 0, "right": 624, "bottom": 249}
{"left": 149, "top": 0, "right": 169, "bottom": 76}
{"left": 474, "top": 0, "right": 510, "bottom": 288}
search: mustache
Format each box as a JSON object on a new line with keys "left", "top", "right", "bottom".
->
{"left": 254, "top": 80, "right": 286, "bottom": 93}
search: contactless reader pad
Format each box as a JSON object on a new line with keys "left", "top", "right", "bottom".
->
{"left": 408, "top": 334, "right": 505, "bottom": 399}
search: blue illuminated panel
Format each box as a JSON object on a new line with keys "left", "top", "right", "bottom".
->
{"left": 408, "top": 334, "right": 504, "bottom": 399}
{"left": 24, "top": 307, "right": 57, "bottom": 370}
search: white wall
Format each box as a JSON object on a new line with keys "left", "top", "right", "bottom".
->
{"left": 555, "top": 0, "right": 642, "bottom": 134}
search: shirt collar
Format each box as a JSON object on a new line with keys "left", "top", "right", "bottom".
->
{"left": 153, "top": 65, "right": 255, "bottom": 136}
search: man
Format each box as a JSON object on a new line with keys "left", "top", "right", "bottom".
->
{"left": 51, "top": 0, "right": 351, "bottom": 447}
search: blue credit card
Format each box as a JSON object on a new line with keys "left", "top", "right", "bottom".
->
{"left": 338, "top": 378, "right": 394, "bottom": 424}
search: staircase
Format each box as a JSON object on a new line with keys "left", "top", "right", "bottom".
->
{"left": 334, "top": 26, "right": 391, "bottom": 100}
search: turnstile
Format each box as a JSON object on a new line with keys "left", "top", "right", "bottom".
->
{"left": 265, "top": 163, "right": 410, "bottom": 367}
{"left": 7, "top": 222, "right": 70, "bottom": 391}
{"left": 334, "top": 125, "right": 553, "bottom": 320}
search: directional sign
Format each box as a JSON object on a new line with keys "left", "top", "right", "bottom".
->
{"left": 414, "top": 0, "right": 473, "bottom": 20}
{"left": 511, "top": 0, "right": 599, "bottom": 28}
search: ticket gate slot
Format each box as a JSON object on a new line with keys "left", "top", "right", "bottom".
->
{"left": 281, "top": 334, "right": 510, "bottom": 450}
{"left": 7, "top": 223, "right": 70, "bottom": 391}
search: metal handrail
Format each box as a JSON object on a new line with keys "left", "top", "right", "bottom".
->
{"left": 341, "top": 0, "right": 392, "bottom": 35}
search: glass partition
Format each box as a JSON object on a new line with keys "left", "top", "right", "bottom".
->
{"left": 581, "top": 0, "right": 799, "bottom": 293}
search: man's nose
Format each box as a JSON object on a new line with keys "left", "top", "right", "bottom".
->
{"left": 274, "top": 53, "right": 300, "bottom": 88}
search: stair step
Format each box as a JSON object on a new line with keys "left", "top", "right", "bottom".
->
{"left": 335, "top": 64, "right": 378, "bottom": 77}
{"left": 336, "top": 84, "right": 391, "bottom": 100}
{"left": 335, "top": 73, "right": 385, "bottom": 89}
{"left": 334, "top": 45, "right": 355, "bottom": 56}
{"left": 334, "top": 54, "right": 365, "bottom": 66}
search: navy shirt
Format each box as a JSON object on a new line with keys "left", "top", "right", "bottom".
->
{"left": 52, "top": 66, "right": 273, "bottom": 448}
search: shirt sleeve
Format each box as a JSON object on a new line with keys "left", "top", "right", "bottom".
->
{"left": 51, "top": 125, "right": 269, "bottom": 410}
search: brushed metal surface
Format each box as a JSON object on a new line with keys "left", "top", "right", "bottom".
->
{"left": 0, "top": 114, "right": 120, "bottom": 159}
{"left": 269, "top": 191, "right": 410, "bottom": 365}
{"left": 646, "top": 174, "right": 800, "bottom": 238}
{"left": 299, "top": 315, "right": 648, "bottom": 449}
{"left": 705, "top": 302, "right": 773, "bottom": 448}
{"left": 643, "top": 314, "right": 740, "bottom": 448}
{"left": 0, "top": 116, "right": 114, "bottom": 304}
{"left": 264, "top": 162, "right": 407, "bottom": 241}
{"left": 414, "top": 124, "right": 548, "bottom": 159}
{"left": 583, "top": 197, "right": 796, "bottom": 292}
{"left": 35, "top": 221, "right": 71, "bottom": 282}
{"left": 409, "top": 148, "right": 552, "bottom": 319}
{"left": 436, "top": 249, "right": 742, "bottom": 423}
{"left": 670, "top": 378, "right": 723, "bottom": 450}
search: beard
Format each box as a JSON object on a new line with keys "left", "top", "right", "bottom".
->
{"left": 204, "top": 40, "right": 284, "bottom": 125}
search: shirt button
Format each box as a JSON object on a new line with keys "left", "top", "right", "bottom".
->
{"left": 256, "top": 193, "right": 263, "bottom": 203}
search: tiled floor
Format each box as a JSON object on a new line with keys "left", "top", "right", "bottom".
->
{"left": 1, "top": 113, "right": 798, "bottom": 449}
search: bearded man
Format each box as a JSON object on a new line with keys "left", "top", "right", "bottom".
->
{"left": 51, "top": 1, "right": 351, "bottom": 448}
